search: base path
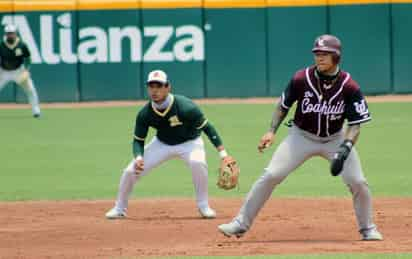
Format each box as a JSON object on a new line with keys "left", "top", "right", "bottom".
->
{"left": 0, "top": 198, "right": 411, "bottom": 259}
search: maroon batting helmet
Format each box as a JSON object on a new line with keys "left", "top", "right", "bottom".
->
{"left": 312, "top": 34, "right": 342, "bottom": 63}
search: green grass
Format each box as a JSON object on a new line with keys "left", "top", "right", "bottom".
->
{"left": 148, "top": 254, "right": 412, "bottom": 259}
{"left": 0, "top": 102, "right": 410, "bottom": 201}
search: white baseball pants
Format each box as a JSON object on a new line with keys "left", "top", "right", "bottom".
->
{"left": 114, "top": 136, "right": 210, "bottom": 211}
{"left": 0, "top": 67, "right": 40, "bottom": 115}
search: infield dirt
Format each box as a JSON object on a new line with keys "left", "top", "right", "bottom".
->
{"left": 1, "top": 198, "right": 411, "bottom": 258}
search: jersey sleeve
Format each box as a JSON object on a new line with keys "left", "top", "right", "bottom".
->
{"left": 133, "top": 110, "right": 149, "bottom": 141}
{"left": 202, "top": 122, "right": 223, "bottom": 148}
{"left": 22, "top": 43, "right": 31, "bottom": 69}
{"left": 188, "top": 105, "right": 208, "bottom": 130}
{"left": 22, "top": 44, "right": 31, "bottom": 58}
{"left": 280, "top": 79, "right": 297, "bottom": 110}
{"left": 345, "top": 85, "right": 371, "bottom": 125}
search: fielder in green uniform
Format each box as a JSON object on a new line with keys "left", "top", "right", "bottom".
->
{"left": 0, "top": 24, "right": 40, "bottom": 117}
{"left": 106, "top": 70, "right": 233, "bottom": 219}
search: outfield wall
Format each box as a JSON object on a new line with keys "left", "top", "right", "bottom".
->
{"left": 0, "top": 0, "right": 411, "bottom": 102}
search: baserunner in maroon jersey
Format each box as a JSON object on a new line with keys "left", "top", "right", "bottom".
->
{"left": 218, "top": 34, "right": 383, "bottom": 241}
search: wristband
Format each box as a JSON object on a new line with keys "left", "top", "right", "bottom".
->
{"left": 219, "top": 150, "right": 228, "bottom": 159}
{"left": 342, "top": 139, "right": 353, "bottom": 150}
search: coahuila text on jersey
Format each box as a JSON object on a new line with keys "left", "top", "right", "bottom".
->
{"left": 1, "top": 13, "right": 204, "bottom": 64}
{"left": 301, "top": 98, "right": 345, "bottom": 115}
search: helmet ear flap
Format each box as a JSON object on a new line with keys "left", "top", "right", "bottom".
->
{"left": 333, "top": 54, "right": 340, "bottom": 64}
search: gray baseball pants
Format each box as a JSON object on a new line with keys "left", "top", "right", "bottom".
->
{"left": 235, "top": 126, "right": 376, "bottom": 233}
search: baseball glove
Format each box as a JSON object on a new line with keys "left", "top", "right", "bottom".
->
{"left": 217, "top": 156, "right": 240, "bottom": 190}
{"left": 330, "top": 140, "right": 353, "bottom": 176}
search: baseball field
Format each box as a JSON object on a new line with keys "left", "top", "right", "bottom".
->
{"left": 0, "top": 97, "right": 411, "bottom": 258}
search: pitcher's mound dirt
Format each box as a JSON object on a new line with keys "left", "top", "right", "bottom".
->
{"left": 0, "top": 198, "right": 411, "bottom": 258}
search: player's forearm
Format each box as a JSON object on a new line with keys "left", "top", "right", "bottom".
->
{"left": 344, "top": 124, "right": 360, "bottom": 145}
{"left": 132, "top": 139, "right": 145, "bottom": 158}
{"left": 202, "top": 122, "right": 223, "bottom": 148}
{"left": 269, "top": 102, "right": 289, "bottom": 133}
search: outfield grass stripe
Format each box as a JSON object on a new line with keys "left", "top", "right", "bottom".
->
{"left": 0, "top": 102, "right": 410, "bottom": 200}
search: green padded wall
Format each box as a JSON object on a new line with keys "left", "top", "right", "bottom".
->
{"left": 267, "top": 5, "right": 327, "bottom": 96}
{"left": 204, "top": 7, "right": 268, "bottom": 97}
{"left": 392, "top": 3, "right": 412, "bottom": 93}
{"left": 78, "top": 9, "right": 142, "bottom": 101}
{"left": 1, "top": 2, "right": 412, "bottom": 102}
{"left": 12, "top": 10, "right": 79, "bottom": 102}
{"left": 329, "top": 4, "right": 391, "bottom": 94}
{"left": 141, "top": 5, "right": 205, "bottom": 98}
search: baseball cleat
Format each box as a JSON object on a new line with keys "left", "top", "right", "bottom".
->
{"left": 105, "top": 207, "right": 127, "bottom": 219}
{"left": 218, "top": 220, "right": 247, "bottom": 238}
{"left": 361, "top": 228, "right": 383, "bottom": 241}
{"left": 33, "top": 113, "right": 41, "bottom": 118}
{"left": 198, "top": 206, "right": 216, "bottom": 219}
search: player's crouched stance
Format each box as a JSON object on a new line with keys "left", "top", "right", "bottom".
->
{"left": 218, "top": 35, "right": 383, "bottom": 241}
{"left": 0, "top": 25, "right": 41, "bottom": 117}
{"left": 106, "top": 70, "right": 234, "bottom": 219}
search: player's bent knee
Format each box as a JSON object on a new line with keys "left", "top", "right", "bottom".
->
{"left": 123, "top": 168, "right": 133, "bottom": 176}
{"left": 17, "top": 78, "right": 31, "bottom": 89}
{"left": 262, "top": 169, "right": 287, "bottom": 185}
{"left": 347, "top": 181, "right": 369, "bottom": 195}
{"left": 189, "top": 160, "right": 207, "bottom": 170}
{"left": 124, "top": 164, "right": 139, "bottom": 176}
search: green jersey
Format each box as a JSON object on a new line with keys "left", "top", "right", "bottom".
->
{"left": 0, "top": 38, "right": 31, "bottom": 70}
{"left": 134, "top": 94, "right": 208, "bottom": 145}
